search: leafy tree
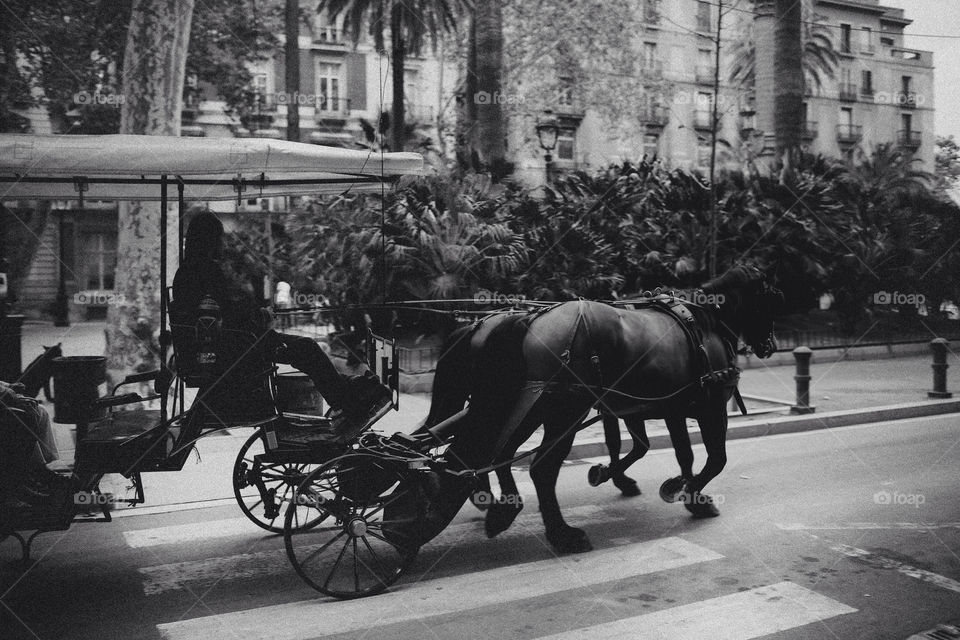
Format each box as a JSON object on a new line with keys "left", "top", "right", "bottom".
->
{"left": 934, "top": 135, "right": 960, "bottom": 198}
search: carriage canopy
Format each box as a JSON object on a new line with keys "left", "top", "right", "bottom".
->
{"left": 0, "top": 134, "right": 424, "bottom": 201}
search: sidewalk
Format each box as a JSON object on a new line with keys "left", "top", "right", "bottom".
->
{"left": 13, "top": 320, "right": 960, "bottom": 508}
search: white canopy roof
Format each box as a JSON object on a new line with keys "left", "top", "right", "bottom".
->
{"left": 0, "top": 134, "right": 423, "bottom": 201}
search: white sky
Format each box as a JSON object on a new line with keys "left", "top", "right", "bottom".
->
{"left": 882, "top": 0, "right": 960, "bottom": 140}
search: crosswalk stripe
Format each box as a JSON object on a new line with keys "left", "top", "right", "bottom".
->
{"left": 156, "top": 536, "right": 723, "bottom": 640}
{"left": 536, "top": 581, "right": 857, "bottom": 640}
{"left": 124, "top": 518, "right": 253, "bottom": 548}
{"left": 138, "top": 503, "right": 615, "bottom": 596}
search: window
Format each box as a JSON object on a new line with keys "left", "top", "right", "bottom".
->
{"left": 643, "top": 133, "right": 659, "bottom": 159}
{"left": 642, "top": 42, "right": 659, "bottom": 72}
{"left": 81, "top": 232, "right": 117, "bottom": 291}
{"left": 314, "top": 9, "right": 341, "bottom": 43}
{"left": 697, "top": 48, "right": 713, "bottom": 80}
{"left": 557, "top": 76, "right": 575, "bottom": 107}
{"left": 556, "top": 128, "right": 576, "bottom": 162}
{"left": 697, "top": 139, "right": 712, "bottom": 169}
{"left": 840, "top": 24, "right": 851, "bottom": 53}
{"left": 901, "top": 113, "right": 913, "bottom": 133}
{"left": 880, "top": 36, "right": 894, "bottom": 46}
{"left": 840, "top": 107, "right": 853, "bottom": 126}
{"left": 696, "top": 1, "right": 712, "bottom": 31}
{"left": 695, "top": 91, "right": 713, "bottom": 128}
{"left": 901, "top": 75, "right": 912, "bottom": 93}
{"left": 316, "top": 62, "right": 342, "bottom": 112}
{"left": 861, "top": 70, "right": 873, "bottom": 95}
{"left": 252, "top": 73, "right": 268, "bottom": 105}
{"left": 643, "top": 0, "right": 661, "bottom": 24}
{"left": 861, "top": 27, "right": 873, "bottom": 52}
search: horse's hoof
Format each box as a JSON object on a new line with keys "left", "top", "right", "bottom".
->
{"left": 547, "top": 526, "right": 593, "bottom": 554}
{"left": 659, "top": 476, "right": 686, "bottom": 503}
{"left": 681, "top": 491, "right": 721, "bottom": 518}
{"left": 612, "top": 475, "right": 641, "bottom": 497}
{"left": 484, "top": 497, "right": 523, "bottom": 538}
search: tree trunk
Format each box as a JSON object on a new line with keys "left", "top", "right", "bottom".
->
{"left": 774, "top": 0, "right": 803, "bottom": 178}
{"left": 456, "top": 14, "right": 478, "bottom": 170}
{"left": 390, "top": 3, "right": 406, "bottom": 151}
{"left": 471, "top": 0, "right": 505, "bottom": 173}
{"left": 106, "top": 0, "right": 195, "bottom": 387}
{"left": 284, "top": 0, "right": 300, "bottom": 142}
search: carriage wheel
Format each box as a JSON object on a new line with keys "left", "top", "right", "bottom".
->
{"left": 233, "top": 430, "right": 324, "bottom": 533}
{"left": 284, "top": 453, "right": 423, "bottom": 599}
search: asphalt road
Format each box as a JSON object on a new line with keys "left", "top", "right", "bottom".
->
{"left": 2, "top": 414, "right": 959, "bottom": 640}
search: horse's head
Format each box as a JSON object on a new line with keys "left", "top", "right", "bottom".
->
{"left": 701, "top": 266, "right": 783, "bottom": 358}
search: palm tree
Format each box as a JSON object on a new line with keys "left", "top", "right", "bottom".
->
{"left": 469, "top": 0, "right": 506, "bottom": 174}
{"left": 773, "top": 0, "right": 804, "bottom": 171}
{"left": 321, "top": 0, "right": 471, "bottom": 151}
{"left": 729, "top": 0, "right": 839, "bottom": 94}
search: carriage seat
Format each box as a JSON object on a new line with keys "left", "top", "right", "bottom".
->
{"left": 74, "top": 409, "right": 173, "bottom": 473}
{"left": 168, "top": 296, "right": 279, "bottom": 425}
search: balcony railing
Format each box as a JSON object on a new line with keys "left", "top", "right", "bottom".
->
{"left": 895, "top": 91, "right": 918, "bottom": 108}
{"left": 641, "top": 105, "right": 667, "bottom": 125}
{"left": 694, "top": 111, "right": 713, "bottom": 129}
{"left": 640, "top": 59, "right": 663, "bottom": 77}
{"left": 315, "top": 96, "right": 351, "bottom": 116}
{"left": 836, "top": 124, "right": 863, "bottom": 143}
{"left": 838, "top": 83, "right": 858, "bottom": 101}
{"left": 695, "top": 65, "right": 715, "bottom": 84}
{"left": 313, "top": 26, "right": 344, "bottom": 45}
{"left": 891, "top": 47, "right": 932, "bottom": 66}
{"left": 802, "top": 121, "right": 818, "bottom": 140}
{"left": 897, "top": 129, "right": 921, "bottom": 148}
{"left": 860, "top": 86, "right": 875, "bottom": 99}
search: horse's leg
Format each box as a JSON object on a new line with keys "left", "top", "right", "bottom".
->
{"left": 610, "top": 416, "right": 646, "bottom": 496}
{"left": 659, "top": 415, "right": 695, "bottom": 503}
{"left": 483, "top": 413, "right": 542, "bottom": 538}
{"left": 683, "top": 398, "right": 728, "bottom": 518}
{"left": 532, "top": 408, "right": 592, "bottom": 553}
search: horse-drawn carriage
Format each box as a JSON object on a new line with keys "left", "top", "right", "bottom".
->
{"left": 1, "top": 133, "right": 783, "bottom": 600}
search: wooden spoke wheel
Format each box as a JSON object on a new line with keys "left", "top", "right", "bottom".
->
{"left": 283, "top": 453, "right": 424, "bottom": 599}
{"left": 233, "top": 430, "right": 324, "bottom": 533}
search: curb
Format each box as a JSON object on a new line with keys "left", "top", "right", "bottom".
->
{"left": 557, "top": 398, "right": 960, "bottom": 462}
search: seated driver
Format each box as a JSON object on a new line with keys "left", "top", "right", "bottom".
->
{"left": 172, "top": 211, "right": 391, "bottom": 437}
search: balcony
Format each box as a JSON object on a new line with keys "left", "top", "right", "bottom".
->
{"left": 694, "top": 111, "right": 713, "bottom": 130}
{"left": 313, "top": 26, "right": 345, "bottom": 48}
{"left": 860, "top": 86, "right": 875, "bottom": 100}
{"left": 642, "top": 0, "right": 661, "bottom": 26}
{"left": 640, "top": 105, "right": 667, "bottom": 127}
{"left": 739, "top": 92, "right": 756, "bottom": 115}
{"left": 836, "top": 124, "right": 863, "bottom": 144}
{"left": 890, "top": 47, "right": 933, "bottom": 67}
{"left": 314, "top": 96, "right": 351, "bottom": 122}
{"left": 640, "top": 59, "right": 663, "bottom": 78}
{"left": 802, "top": 121, "right": 818, "bottom": 140}
{"left": 838, "top": 83, "right": 858, "bottom": 101}
{"left": 897, "top": 129, "right": 921, "bottom": 149}
{"left": 895, "top": 91, "right": 918, "bottom": 108}
{"left": 695, "top": 65, "right": 716, "bottom": 85}
{"left": 861, "top": 43, "right": 876, "bottom": 55}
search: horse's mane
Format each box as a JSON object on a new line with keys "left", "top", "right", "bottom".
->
{"left": 699, "top": 265, "right": 760, "bottom": 295}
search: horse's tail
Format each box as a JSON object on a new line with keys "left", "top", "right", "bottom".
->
{"left": 418, "top": 324, "right": 476, "bottom": 431}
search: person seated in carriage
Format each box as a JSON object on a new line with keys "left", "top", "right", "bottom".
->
{"left": 172, "top": 211, "right": 391, "bottom": 437}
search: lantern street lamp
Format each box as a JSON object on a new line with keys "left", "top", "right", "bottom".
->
{"left": 535, "top": 110, "right": 559, "bottom": 185}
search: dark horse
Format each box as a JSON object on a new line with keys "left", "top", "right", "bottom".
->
{"left": 423, "top": 266, "right": 781, "bottom": 553}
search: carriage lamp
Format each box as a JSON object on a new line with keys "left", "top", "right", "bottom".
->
{"left": 535, "top": 110, "right": 560, "bottom": 184}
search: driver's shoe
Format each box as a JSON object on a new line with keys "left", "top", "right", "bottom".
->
{"left": 330, "top": 380, "right": 392, "bottom": 440}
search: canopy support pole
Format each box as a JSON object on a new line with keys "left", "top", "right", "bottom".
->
{"left": 160, "top": 174, "right": 168, "bottom": 424}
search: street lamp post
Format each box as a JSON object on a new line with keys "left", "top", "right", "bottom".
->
{"left": 536, "top": 110, "right": 559, "bottom": 185}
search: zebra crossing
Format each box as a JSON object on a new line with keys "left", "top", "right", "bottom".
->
{"left": 115, "top": 503, "right": 861, "bottom": 640}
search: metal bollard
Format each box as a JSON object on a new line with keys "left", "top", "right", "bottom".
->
{"left": 928, "top": 338, "right": 952, "bottom": 399}
{"left": 790, "top": 346, "right": 815, "bottom": 414}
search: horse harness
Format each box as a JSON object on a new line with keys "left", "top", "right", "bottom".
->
{"left": 553, "top": 296, "right": 744, "bottom": 412}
